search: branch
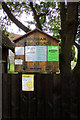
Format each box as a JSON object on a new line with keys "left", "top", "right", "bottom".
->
{"left": 2, "top": 2, "right": 30, "bottom": 33}
{"left": 29, "top": 2, "right": 37, "bottom": 17}
{"left": 38, "top": 10, "right": 49, "bottom": 17}
{"left": 29, "top": 2, "right": 42, "bottom": 30}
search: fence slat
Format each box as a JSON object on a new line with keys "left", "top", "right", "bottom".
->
{"left": 11, "top": 74, "right": 20, "bottom": 119}
{"left": 2, "top": 73, "right": 61, "bottom": 119}
{"left": 2, "top": 74, "right": 11, "bottom": 119}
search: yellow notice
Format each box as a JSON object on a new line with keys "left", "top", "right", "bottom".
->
{"left": 22, "top": 74, "right": 34, "bottom": 91}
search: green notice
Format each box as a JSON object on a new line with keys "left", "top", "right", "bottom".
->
{"left": 48, "top": 46, "right": 59, "bottom": 61}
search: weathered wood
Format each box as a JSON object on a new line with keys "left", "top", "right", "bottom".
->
{"left": 14, "top": 29, "right": 59, "bottom": 73}
{"left": 2, "top": 47, "right": 8, "bottom": 73}
{"left": 11, "top": 74, "right": 20, "bottom": 119}
{"left": 2, "top": 31, "right": 14, "bottom": 73}
{"left": 2, "top": 73, "right": 56, "bottom": 119}
{"left": 2, "top": 73, "right": 80, "bottom": 119}
{"left": 2, "top": 74, "right": 11, "bottom": 119}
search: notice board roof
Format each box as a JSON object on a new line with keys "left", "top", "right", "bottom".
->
{"left": 13, "top": 28, "right": 60, "bottom": 43}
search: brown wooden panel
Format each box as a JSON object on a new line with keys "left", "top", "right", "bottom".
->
{"left": 2, "top": 74, "right": 11, "bottom": 119}
{"left": 14, "top": 65, "right": 23, "bottom": 72}
{"left": 14, "top": 60, "right": 59, "bottom": 73}
{"left": 11, "top": 74, "right": 20, "bottom": 118}
{"left": 14, "top": 30, "right": 59, "bottom": 73}
{"left": 2, "top": 73, "right": 62, "bottom": 119}
{"left": 15, "top": 55, "right": 24, "bottom": 60}
{"left": 36, "top": 74, "right": 45, "bottom": 119}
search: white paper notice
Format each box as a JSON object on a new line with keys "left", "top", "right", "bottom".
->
{"left": 15, "top": 47, "right": 24, "bottom": 55}
{"left": 15, "top": 59, "right": 23, "bottom": 65}
{"left": 25, "top": 46, "right": 36, "bottom": 61}
{"left": 25, "top": 46, "right": 47, "bottom": 61}
{"left": 36, "top": 46, "right": 46, "bottom": 61}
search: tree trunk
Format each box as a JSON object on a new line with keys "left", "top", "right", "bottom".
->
{"left": 60, "top": 2, "right": 78, "bottom": 76}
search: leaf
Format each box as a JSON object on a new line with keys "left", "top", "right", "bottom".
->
{"left": 74, "top": 57, "right": 77, "bottom": 62}
{"left": 71, "top": 46, "right": 76, "bottom": 61}
{"left": 78, "top": 39, "right": 80, "bottom": 43}
{"left": 11, "top": 36, "right": 15, "bottom": 39}
{"left": 0, "top": 5, "right": 2, "bottom": 9}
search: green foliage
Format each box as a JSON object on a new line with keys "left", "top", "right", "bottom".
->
{"left": 10, "top": 36, "right": 14, "bottom": 39}
{"left": 0, "top": 4, "right": 2, "bottom": 9}
{"left": 74, "top": 57, "right": 77, "bottom": 62}
{"left": 7, "top": 2, "right": 31, "bottom": 15}
{"left": 71, "top": 46, "right": 75, "bottom": 61}
{"left": 33, "top": 2, "right": 61, "bottom": 40}
{"left": 1, "top": 1, "right": 79, "bottom": 75}
{"left": 1, "top": 1, "right": 61, "bottom": 40}
{"left": 8, "top": 63, "right": 14, "bottom": 73}
{"left": 78, "top": 39, "right": 80, "bottom": 43}
{"left": 75, "top": 3, "right": 80, "bottom": 44}
{"left": 1, "top": 2, "right": 31, "bottom": 31}
{"left": 2, "top": 30, "right": 9, "bottom": 36}
{"left": 71, "top": 61, "right": 76, "bottom": 70}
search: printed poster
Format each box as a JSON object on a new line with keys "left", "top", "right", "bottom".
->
{"left": 22, "top": 74, "right": 34, "bottom": 91}
{"left": 48, "top": 46, "right": 59, "bottom": 61}
{"left": 25, "top": 46, "right": 47, "bottom": 61}
{"left": 15, "top": 47, "right": 24, "bottom": 55}
{"left": 36, "top": 46, "right": 46, "bottom": 61}
{"left": 25, "top": 46, "right": 36, "bottom": 61}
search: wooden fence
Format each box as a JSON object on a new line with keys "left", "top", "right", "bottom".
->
{"left": 2, "top": 73, "right": 61, "bottom": 120}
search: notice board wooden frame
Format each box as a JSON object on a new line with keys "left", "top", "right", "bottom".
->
{"left": 14, "top": 28, "right": 60, "bottom": 73}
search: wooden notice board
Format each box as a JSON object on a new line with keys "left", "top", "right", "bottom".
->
{"left": 14, "top": 28, "right": 60, "bottom": 73}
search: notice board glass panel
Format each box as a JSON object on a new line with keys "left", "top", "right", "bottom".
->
{"left": 25, "top": 46, "right": 47, "bottom": 61}
{"left": 36, "top": 46, "right": 47, "bottom": 61}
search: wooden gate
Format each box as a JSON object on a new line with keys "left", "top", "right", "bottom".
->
{"left": 2, "top": 73, "right": 61, "bottom": 120}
